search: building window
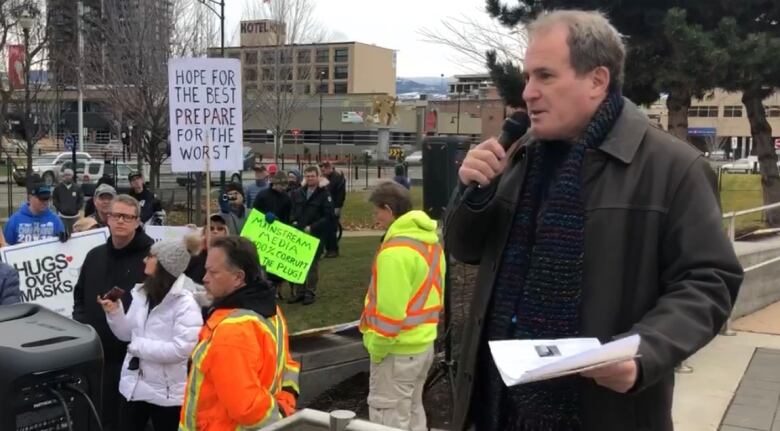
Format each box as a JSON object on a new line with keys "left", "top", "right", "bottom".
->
{"left": 316, "top": 48, "right": 329, "bottom": 63}
{"left": 263, "top": 84, "right": 275, "bottom": 93}
{"left": 244, "top": 68, "right": 258, "bottom": 81}
{"left": 262, "top": 68, "right": 275, "bottom": 81}
{"left": 280, "top": 51, "right": 293, "bottom": 64}
{"left": 297, "top": 49, "right": 311, "bottom": 64}
{"left": 280, "top": 84, "right": 293, "bottom": 93}
{"left": 316, "top": 83, "right": 328, "bottom": 94}
{"left": 315, "top": 66, "right": 329, "bottom": 79}
{"left": 334, "top": 47, "right": 349, "bottom": 63}
{"left": 228, "top": 52, "right": 241, "bottom": 60}
{"left": 297, "top": 66, "right": 311, "bottom": 80}
{"left": 766, "top": 105, "right": 780, "bottom": 118}
{"left": 334, "top": 82, "right": 347, "bottom": 94}
{"left": 245, "top": 51, "right": 258, "bottom": 64}
{"left": 724, "top": 105, "right": 743, "bottom": 118}
{"left": 279, "top": 67, "right": 293, "bottom": 81}
{"left": 296, "top": 83, "right": 311, "bottom": 94}
{"left": 688, "top": 106, "right": 718, "bottom": 117}
{"left": 261, "top": 51, "right": 276, "bottom": 65}
{"left": 334, "top": 65, "right": 348, "bottom": 80}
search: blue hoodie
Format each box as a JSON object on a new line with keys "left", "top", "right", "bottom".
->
{"left": 3, "top": 202, "right": 64, "bottom": 246}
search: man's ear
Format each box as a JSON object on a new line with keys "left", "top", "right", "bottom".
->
{"left": 591, "top": 66, "right": 611, "bottom": 97}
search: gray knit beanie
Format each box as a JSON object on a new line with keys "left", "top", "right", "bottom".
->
{"left": 150, "top": 235, "right": 201, "bottom": 277}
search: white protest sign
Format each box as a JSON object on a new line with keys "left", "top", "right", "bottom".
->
{"left": 0, "top": 228, "right": 109, "bottom": 317}
{"left": 145, "top": 225, "right": 200, "bottom": 243}
{"left": 168, "top": 57, "right": 243, "bottom": 173}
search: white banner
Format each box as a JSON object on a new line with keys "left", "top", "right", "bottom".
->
{"left": 145, "top": 225, "right": 200, "bottom": 243}
{"left": 168, "top": 57, "right": 243, "bottom": 173}
{"left": 0, "top": 228, "right": 109, "bottom": 316}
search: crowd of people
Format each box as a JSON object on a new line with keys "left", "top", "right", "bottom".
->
{"left": 0, "top": 159, "right": 430, "bottom": 430}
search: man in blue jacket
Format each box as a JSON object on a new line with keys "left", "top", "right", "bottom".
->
{"left": 4, "top": 176, "right": 65, "bottom": 246}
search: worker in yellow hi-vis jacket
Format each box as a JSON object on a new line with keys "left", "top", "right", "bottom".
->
{"left": 359, "top": 181, "right": 445, "bottom": 431}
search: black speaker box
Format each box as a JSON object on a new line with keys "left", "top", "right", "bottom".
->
{"left": 422, "top": 136, "right": 471, "bottom": 220}
{"left": 0, "top": 304, "right": 103, "bottom": 431}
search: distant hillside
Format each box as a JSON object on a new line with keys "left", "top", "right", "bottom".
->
{"left": 396, "top": 77, "right": 447, "bottom": 95}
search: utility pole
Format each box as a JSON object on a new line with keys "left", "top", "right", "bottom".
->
{"left": 77, "top": 0, "right": 84, "bottom": 153}
{"left": 319, "top": 71, "right": 324, "bottom": 160}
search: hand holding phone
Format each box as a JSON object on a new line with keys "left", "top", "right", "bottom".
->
{"left": 102, "top": 286, "right": 125, "bottom": 302}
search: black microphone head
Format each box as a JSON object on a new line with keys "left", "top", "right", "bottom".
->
{"left": 499, "top": 111, "right": 530, "bottom": 149}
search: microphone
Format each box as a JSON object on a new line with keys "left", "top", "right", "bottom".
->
{"left": 461, "top": 111, "right": 530, "bottom": 200}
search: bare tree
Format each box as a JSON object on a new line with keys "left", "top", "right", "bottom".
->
{"left": 0, "top": 0, "right": 53, "bottom": 183}
{"left": 84, "top": 0, "right": 200, "bottom": 190}
{"left": 242, "top": 0, "right": 332, "bottom": 161}
{"left": 419, "top": 8, "right": 527, "bottom": 73}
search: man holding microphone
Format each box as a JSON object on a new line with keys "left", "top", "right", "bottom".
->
{"left": 446, "top": 10, "right": 742, "bottom": 431}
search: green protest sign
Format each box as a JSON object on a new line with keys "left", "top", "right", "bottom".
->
{"left": 240, "top": 209, "right": 320, "bottom": 284}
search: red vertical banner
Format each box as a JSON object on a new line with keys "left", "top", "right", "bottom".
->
{"left": 8, "top": 44, "right": 25, "bottom": 90}
{"left": 425, "top": 110, "right": 438, "bottom": 133}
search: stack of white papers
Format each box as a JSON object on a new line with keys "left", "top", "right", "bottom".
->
{"left": 489, "top": 334, "right": 640, "bottom": 386}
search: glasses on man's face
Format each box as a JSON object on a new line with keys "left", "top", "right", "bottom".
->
{"left": 109, "top": 213, "right": 138, "bottom": 222}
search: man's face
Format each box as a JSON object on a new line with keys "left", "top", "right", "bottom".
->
{"left": 304, "top": 171, "right": 319, "bottom": 188}
{"left": 96, "top": 194, "right": 113, "bottom": 215}
{"left": 28, "top": 195, "right": 50, "bottom": 214}
{"left": 272, "top": 182, "right": 286, "bottom": 193}
{"left": 321, "top": 165, "right": 333, "bottom": 176}
{"left": 226, "top": 190, "right": 244, "bottom": 207}
{"left": 131, "top": 177, "right": 144, "bottom": 192}
{"left": 255, "top": 169, "right": 268, "bottom": 180}
{"left": 203, "top": 247, "right": 243, "bottom": 300}
{"left": 523, "top": 25, "right": 606, "bottom": 141}
{"left": 62, "top": 173, "right": 73, "bottom": 184}
{"left": 209, "top": 220, "right": 229, "bottom": 239}
{"left": 108, "top": 201, "right": 140, "bottom": 240}
{"left": 288, "top": 174, "right": 298, "bottom": 185}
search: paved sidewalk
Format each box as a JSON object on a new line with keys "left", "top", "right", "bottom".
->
{"left": 673, "top": 331, "right": 780, "bottom": 431}
{"left": 719, "top": 348, "right": 780, "bottom": 431}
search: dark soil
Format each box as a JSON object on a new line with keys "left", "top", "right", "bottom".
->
{"left": 306, "top": 260, "right": 479, "bottom": 430}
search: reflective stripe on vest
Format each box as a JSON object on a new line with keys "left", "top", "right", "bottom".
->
{"left": 360, "top": 237, "right": 444, "bottom": 337}
{"left": 179, "top": 308, "right": 289, "bottom": 431}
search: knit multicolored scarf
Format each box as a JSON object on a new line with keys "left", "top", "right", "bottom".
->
{"left": 477, "top": 92, "right": 625, "bottom": 431}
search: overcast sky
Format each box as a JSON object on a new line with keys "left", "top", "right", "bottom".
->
{"left": 223, "top": 0, "right": 499, "bottom": 78}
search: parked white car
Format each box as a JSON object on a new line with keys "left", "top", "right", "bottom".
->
{"left": 721, "top": 157, "right": 757, "bottom": 173}
{"left": 405, "top": 151, "right": 423, "bottom": 165}
{"left": 13, "top": 152, "right": 93, "bottom": 186}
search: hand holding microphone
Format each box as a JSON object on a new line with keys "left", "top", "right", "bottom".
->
{"left": 459, "top": 111, "right": 530, "bottom": 188}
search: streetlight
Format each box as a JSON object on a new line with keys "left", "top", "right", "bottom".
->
{"left": 196, "top": 0, "right": 227, "bottom": 189}
{"left": 318, "top": 70, "right": 325, "bottom": 160}
{"left": 19, "top": 10, "right": 34, "bottom": 185}
{"left": 449, "top": 92, "right": 462, "bottom": 134}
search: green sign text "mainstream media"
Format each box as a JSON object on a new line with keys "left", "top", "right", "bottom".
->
{"left": 240, "top": 209, "right": 320, "bottom": 284}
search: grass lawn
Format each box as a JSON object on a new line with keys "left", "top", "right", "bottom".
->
{"left": 720, "top": 173, "right": 764, "bottom": 233}
{"left": 341, "top": 187, "right": 423, "bottom": 230}
{"left": 280, "top": 236, "right": 381, "bottom": 333}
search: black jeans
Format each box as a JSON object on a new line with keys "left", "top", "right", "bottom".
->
{"left": 102, "top": 357, "right": 124, "bottom": 431}
{"left": 293, "top": 257, "right": 320, "bottom": 300}
{"left": 119, "top": 399, "right": 181, "bottom": 431}
{"left": 325, "top": 213, "right": 341, "bottom": 253}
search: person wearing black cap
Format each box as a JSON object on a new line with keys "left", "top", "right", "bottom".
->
{"left": 128, "top": 172, "right": 156, "bottom": 224}
{"left": 184, "top": 213, "right": 231, "bottom": 286}
{"left": 3, "top": 175, "right": 66, "bottom": 245}
{"left": 218, "top": 182, "right": 249, "bottom": 235}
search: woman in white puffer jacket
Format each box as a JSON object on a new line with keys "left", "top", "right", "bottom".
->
{"left": 98, "top": 235, "right": 203, "bottom": 431}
